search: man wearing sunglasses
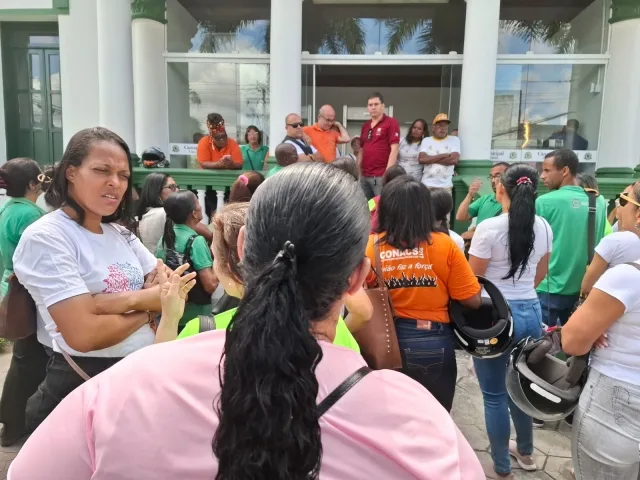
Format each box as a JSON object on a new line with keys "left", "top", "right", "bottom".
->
{"left": 282, "top": 113, "right": 324, "bottom": 163}
{"left": 196, "top": 112, "right": 243, "bottom": 170}
{"left": 535, "top": 149, "right": 607, "bottom": 328}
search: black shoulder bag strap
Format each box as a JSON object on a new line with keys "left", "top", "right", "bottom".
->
{"left": 198, "top": 315, "right": 215, "bottom": 333}
{"left": 283, "top": 136, "right": 313, "bottom": 156}
{"left": 317, "top": 366, "right": 371, "bottom": 417}
{"left": 184, "top": 234, "right": 198, "bottom": 268}
{"left": 585, "top": 188, "right": 598, "bottom": 265}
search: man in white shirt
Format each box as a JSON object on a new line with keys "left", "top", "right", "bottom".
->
{"left": 419, "top": 113, "right": 461, "bottom": 191}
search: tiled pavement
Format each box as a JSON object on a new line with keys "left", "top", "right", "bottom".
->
{"left": 453, "top": 351, "right": 575, "bottom": 479}
{"left": 0, "top": 348, "right": 575, "bottom": 479}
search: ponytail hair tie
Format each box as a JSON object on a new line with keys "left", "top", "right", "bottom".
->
{"left": 516, "top": 176, "right": 532, "bottom": 186}
{"left": 37, "top": 173, "right": 51, "bottom": 184}
{"left": 238, "top": 174, "right": 249, "bottom": 186}
{"left": 275, "top": 241, "right": 296, "bottom": 264}
{"left": 0, "top": 178, "right": 7, "bottom": 189}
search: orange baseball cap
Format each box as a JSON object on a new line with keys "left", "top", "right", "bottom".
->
{"left": 432, "top": 113, "right": 452, "bottom": 125}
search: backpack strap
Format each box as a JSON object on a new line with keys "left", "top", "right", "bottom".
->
{"left": 198, "top": 315, "right": 215, "bottom": 333}
{"left": 317, "top": 366, "right": 371, "bottom": 417}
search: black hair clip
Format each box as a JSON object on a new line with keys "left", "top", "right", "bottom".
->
{"left": 275, "top": 241, "right": 296, "bottom": 264}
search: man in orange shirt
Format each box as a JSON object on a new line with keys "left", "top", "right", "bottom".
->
{"left": 303, "top": 105, "right": 350, "bottom": 163}
{"left": 196, "top": 113, "right": 243, "bottom": 170}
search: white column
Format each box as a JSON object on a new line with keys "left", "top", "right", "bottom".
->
{"left": 268, "top": 0, "right": 303, "bottom": 152}
{"left": 598, "top": 19, "right": 640, "bottom": 170}
{"left": 96, "top": 0, "right": 136, "bottom": 151}
{"left": 458, "top": 0, "right": 501, "bottom": 160}
{"left": 132, "top": 18, "right": 169, "bottom": 156}
{"left": 197, "top": 190, "right": 208, "bottom": 224}
{"left": 216, "top": 190, "right": 225, "bottom": 214}
{"left": 59, "top": 0, "right": 101, "bottom": 147}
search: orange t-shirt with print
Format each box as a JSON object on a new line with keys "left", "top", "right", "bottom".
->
{"left": 303, "top": 124, "right": 341, "bottom": 162}
{"left": 196, "top": 136, "right": 243, "bottom": 168}
{"left": 366, "top": 232, "right": 480, "bottom": 323}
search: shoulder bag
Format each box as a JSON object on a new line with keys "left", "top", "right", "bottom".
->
{"left": 0, "top": 205, "right": 37, "bottom": 340}
{"left": 352, "top": 234, "right": 403, "bottom": 370}
{"left": 0, "top": 274, "right": 37, "bottom": 341}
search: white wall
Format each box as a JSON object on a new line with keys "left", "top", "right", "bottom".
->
{"left": 1, "top": 0, "right": 53, "bottom": 8}
{"left": 59, "top": 0, "right": 100, "bottom": 146}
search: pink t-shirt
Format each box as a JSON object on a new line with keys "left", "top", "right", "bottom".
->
{"left": 9, "top": 330, "right": 482, "bottom": 480}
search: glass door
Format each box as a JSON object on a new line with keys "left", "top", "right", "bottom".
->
{"left": 1, "top": 24, "right": 61, "bottom": 166}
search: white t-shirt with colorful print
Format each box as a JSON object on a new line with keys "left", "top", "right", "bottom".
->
{"left": 13, "top": 209, "right": 157, "bottom": 357}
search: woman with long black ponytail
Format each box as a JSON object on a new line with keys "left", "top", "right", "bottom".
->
{"left": 468, "top": 163, "right": 553, "bottom": 479}
{"left": 10, "top": 162, "right": 483, "bottom": 479}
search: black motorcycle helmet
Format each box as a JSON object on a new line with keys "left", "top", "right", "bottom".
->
{"left": 506, "top": 333, "right": 588, "bottom": 422}
{"left": 141, "top": 147, "right": 169, "bottom": 168}
{"left": 449, "top": 276, "right": 513, "bottom": 358}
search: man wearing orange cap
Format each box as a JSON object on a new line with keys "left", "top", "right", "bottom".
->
{"left": 419, "top": 113, "right": 460, "bottom": 191}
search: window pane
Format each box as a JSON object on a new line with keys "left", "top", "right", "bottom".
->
{"left": 313, "top": 65, "right": 461, "bottom": 141}
{"left": 32, "top": 93, "right": 43, "bottom": 126}
{"left": 302, "top": 3, "right": 466, "bottom": 55}
{"left": 49, "top": 54, "right": 61, "bottom": 91}
{"left": 30, "top": 53, "right": 41, "bottom": 91}
{"left": 498, "top": 0, "right": 610, "bottom": 54}
{"left": 167, "top": 62, "right": 270, "bottom": 168}
{"left": 167, "top": 0, "right": 270, "bottom": 53}
{"left": 51, "top": 93, "right": 62, "bottom": 129}
{"left": 492, "top": 64, "right": 603, "bottom": 163}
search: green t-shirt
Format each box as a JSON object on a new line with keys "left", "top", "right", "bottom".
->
{"left": 156, "top": 224, "right": 213, "bottom": 325}
{"left": 535, "top": 186, "right": 607, "bottom": 296}
{"left": 267, "top": 165, "right": 284, "bottom": 177}
{"left": 468, "top": 194, "right": 502, "bottom": 225}
{"left": 240, "top": 144, "right": 269, "bottom": 171}
{"left": 0, "top": 198, "right": 45, "bottom": 296}
{"left": 177, "top": 307, "right": 360, "bottom": 353}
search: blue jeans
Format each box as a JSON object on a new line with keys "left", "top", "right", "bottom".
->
{"left": 473, "top": 298, "right": 544, "bottom": 475}
{"left": 538, "top": 292, "right": 578, "bottom": 327}
{"left": 395, "top": 319, "right": 457, "bottom": 412}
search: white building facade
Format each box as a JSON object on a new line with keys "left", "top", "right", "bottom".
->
{"left": 0, "top": 0, "right": 639, "bottom": 180}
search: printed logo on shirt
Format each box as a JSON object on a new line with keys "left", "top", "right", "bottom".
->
{"left": 102, "top": 262, "right": 144, "bottom": 293}
{"left": 571, "top": 198, "right": 581, "bottom": 209}
{"left": 386, "top": 272, "right": 438, "bottom": 290}
{"left": 381, "top": 247, "right": 424, "bottom": 261}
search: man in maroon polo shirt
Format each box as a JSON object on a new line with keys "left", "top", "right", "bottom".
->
{"left": 357, "top": 92, "right": 401, "bottom": 200}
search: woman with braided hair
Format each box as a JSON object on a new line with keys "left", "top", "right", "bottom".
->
{"left": 10, "top": 163, "right": 483, "bottom": 480}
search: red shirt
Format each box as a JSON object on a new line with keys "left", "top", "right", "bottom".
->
{"left": 360, "top": 115, "right": 400, "bottom": 177}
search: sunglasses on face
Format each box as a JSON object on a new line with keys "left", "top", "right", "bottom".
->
{"left": 163, "top": 184, "right": 178, "bottom": 192}
{"left": 619, "top": 193, "right": 640, "bottom": 208}
{"left": 213, "top": 134, "right": 227, "bottom": 141}
{"left": 287, "top": 122, "right": 304, "bottom": 128}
